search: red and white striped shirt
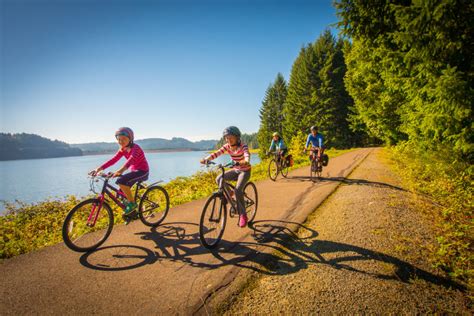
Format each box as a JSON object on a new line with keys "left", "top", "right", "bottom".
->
{"left": 206, "top": 142, "right": 251, "bottom": 171}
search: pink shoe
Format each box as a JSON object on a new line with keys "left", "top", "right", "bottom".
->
{"left": 239, "top": 214, "right": 248, "bottom": 228}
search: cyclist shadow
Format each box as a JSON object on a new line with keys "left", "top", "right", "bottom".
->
{"left": 79, "top": 220, "right": 465, "bottom": 291}
{"left": 245, "top": 220, "right": 464, "bottom": 291}
{"left": 79, "top": 244, "right": 159, "bottom": 271}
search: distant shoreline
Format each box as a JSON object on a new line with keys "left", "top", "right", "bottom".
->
{"left": 82, "top": 148, "right": 208, "bottom": 156}
{"left": 0, "top": 148, "right": 260, "bottom": 162}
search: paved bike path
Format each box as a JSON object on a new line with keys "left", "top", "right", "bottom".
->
{"left": 1, "top": 148, "right": 373, "bottom": 315}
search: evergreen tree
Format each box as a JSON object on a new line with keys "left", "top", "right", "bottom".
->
{"left": 283, "top": 45, "right": 315, "bottom": 139}
{"left": 257, "top": 73, "right": 288, "bottom": 158}
{"left": 335, "top": 0, "right": 473, "bottom": 157}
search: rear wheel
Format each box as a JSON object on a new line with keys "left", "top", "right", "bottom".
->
{"left": 199, "top": 194, "right": 227, "bottom": 249}
{"left": 243, "top": 182, "right": 258, "bottom": 223}
{"left": 138, "top": 185, "right": 170, "bottom": 227}
{"left": 281, "top": 158, "right": 289, "bottom": 178}
{"left": 268, "top": 159, "right": 279, "bottom": 181}
{"left": 62, "top": 198, "right": 114, "bottom": 252}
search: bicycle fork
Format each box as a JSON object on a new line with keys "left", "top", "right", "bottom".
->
{"left": 86, "top": 195, "right": 104, "bottom": 227}
{"left": 209, "top": 194, "right": 224, "bottom": 223}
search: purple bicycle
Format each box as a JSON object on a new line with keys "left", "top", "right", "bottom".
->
{"left": 62, "top": 172, "right": 169, "bottom": 252}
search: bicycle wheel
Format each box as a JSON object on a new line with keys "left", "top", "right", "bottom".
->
{"left": 268, "top": 159, "right": 279, "bottom": 181}
{"left": 199, "top": 194, "right": 227, "bottom": 249}
{"left": 310, "top": 159, "right": 317, "bottom": 182}
{"left": 243, "top": 182, "right": 258, "bottom": 223}
{"left": 316, "top": 161, "right": 323, "bottom": 179}
{"left": 281, "top": 159, "right": 289, "bottom": 178}
{"left": 62, "top": 198, "right": 114, "bottom": 252}
{"left": 138, "top": 185, "right": 170, "bottom": 227}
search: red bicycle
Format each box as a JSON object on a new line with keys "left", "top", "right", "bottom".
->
{"left": 62, "top": 172, "right": 169, "bottom": 252}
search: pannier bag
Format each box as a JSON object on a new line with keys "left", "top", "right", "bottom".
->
{"left": 287, "top": 154, "right": 294, "bottom": 167}
{"left": 322, "top": 154, "right": 329, "bottom": 166}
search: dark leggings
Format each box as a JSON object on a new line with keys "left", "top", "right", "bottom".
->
{"left": 216, "top": 169, "right": 251, "bottom": 216}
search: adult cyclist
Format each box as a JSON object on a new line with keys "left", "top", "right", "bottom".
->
{"left": 303, "top": 126, "right": 325, "bottom": 169}
{"left": 267, "top": 132, "right": 288, "bottom": 163}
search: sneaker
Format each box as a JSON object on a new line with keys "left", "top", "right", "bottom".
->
{"left": 239, "top": 214, "right": 248, "bottom": 228}
{"left": 124, "top": 202, "right": 137, "bottom": 214}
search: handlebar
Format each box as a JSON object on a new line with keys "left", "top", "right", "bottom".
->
{"left": 88, "top": 171, "right": 116, "bottom": 179}
{"left": 202, "top": 160, "right": 240, "bottom": 168}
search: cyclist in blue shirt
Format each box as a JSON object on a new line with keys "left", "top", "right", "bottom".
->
{"left": 304, "top": 126, "right": 325, "bottom": 160}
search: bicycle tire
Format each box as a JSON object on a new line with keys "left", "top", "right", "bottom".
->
{"left": 243, "top": 181, "right": 258, "bottom": 223}
{"left": 281, "top": 159, "right": 289, "bottom": 178}
{"left": 138, "top": 185, "right": 170, "bottom": 227}
{"left": 62, "top": 198, "right": 114, "bottom": 252}
{"left": 199, "top": 194, "right": 227, "bottom": 249}
{"left": 268, "top": 159, "right": 279, "bottom": 181}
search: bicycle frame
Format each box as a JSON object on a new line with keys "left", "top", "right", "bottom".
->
{"left": 215, "top": 165, "right": 240, "bottom": 215}
{"left": 269, "top": 151, "right": 285, "bottom": 166}
{"left": 86, "top": 175, "right": 145, "bottom": 227}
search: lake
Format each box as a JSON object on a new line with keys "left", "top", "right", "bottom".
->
{"left": 0, "top": 150, "right": 260, "bottom": 212}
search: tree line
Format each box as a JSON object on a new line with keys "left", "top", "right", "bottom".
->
{"left": 0, "top": 133, "right": 83, "bottom": 161}
{"left": 256, "top": 0, "right": 472, "bottom": 164}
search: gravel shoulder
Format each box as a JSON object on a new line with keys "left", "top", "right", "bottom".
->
{"left": 222, "top": 148, "right": 470, "bottom": 314}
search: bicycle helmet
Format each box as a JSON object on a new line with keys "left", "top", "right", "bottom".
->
{"left": 310, "top": 126, "right": 318, "bottom": 131}
{"left": 272, "top": 132, "right": 280, "bottom": 138}
{"left": 115, "top": 127, "right": 134, "bottom": 144}
{"left": 223, "top": 126, "right": 241, "bottom": 138}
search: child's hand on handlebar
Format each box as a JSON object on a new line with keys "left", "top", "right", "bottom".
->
{"left": 112, "top": 171, "right": 122, "bottom": 178}
{"left": 89, "top": 167, "right": 103, "bottom": 176}
{"left": 200, "top": 158, "right": 209, "bottom": 165}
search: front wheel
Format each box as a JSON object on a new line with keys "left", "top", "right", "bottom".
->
{"left": 243, "top": 182, "right": 258, "bottom": 223}
{"left": 139, "top": 185, "right": 170, "bottom": 227}
{"left": 310, "top": 159, "right": 317, "bottom": 182}
{"left": 199, "top": 194, "right": 227, "bottom": 249}
{"left": 268, "top": 159, "right": 279, "bottom": 181}
{"left": 62, "top": 198, "right": 114, "bottom": 252}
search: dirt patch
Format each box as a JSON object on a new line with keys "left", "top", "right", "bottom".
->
{"left": 223, "top": 149, "right": 470, "bottom": 314}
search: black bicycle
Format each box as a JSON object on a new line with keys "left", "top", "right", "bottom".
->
{"left": 62, "top": 172, "right": 170, "bottom": 252}
{"left": 308, "top": 147, "right": 323, "bottom": 181}
{"left": 199, "top": 161, "right": 258, "bottom": 249}
{"left": 267, "top": 150, "right": 290, "bottom": 181}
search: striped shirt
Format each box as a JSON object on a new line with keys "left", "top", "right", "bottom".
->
{"left": 206, "top": 142, "right": 251, "bottom": 171}
{"left": 101, "top": 144, "right": 149, "bottom": 172}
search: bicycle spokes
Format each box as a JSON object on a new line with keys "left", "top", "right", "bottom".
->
{"left": 63, "top": 199, "right": 113, "bottom": 251}
{"left": 199, "top": 195, "right": 227, "bottom": 248}
{"left": 138, "top": 186, "right": 170, "bottom": 227}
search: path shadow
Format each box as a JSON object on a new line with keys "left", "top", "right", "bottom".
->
{"left": 80, "top": 220, "right": 465, "bottom": 291}
{"left": 288, "top": 176, "right": 406, "bottom": 191}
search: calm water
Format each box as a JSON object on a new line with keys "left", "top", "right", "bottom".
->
{"left": 0, "top": 151, "right": 260, "bottom": 212}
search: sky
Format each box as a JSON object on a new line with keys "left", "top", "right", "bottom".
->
{"left": 1, "top": 0, "right": 339, "bottom": 144}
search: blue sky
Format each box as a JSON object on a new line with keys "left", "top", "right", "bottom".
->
{"left": 1, "top": 0, "right": 338, "bottom": 143}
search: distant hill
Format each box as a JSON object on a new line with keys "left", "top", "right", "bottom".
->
{"left": 215, "top": 132, "right": 259, "bottom": 149}
{"left": 71, "top": 137, "right": 218, "bottom": 154}
{"left": 0, "top": 133, "right": 83, "bottom": 161}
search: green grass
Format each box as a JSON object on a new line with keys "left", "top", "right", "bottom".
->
{"left": 0, "top": 148, "right": 357, "bottom": 260}
{"left": 387, "top": 144, "right": 473, "bottom": 291}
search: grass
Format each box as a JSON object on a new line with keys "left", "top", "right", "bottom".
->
{"left": 0, "top": 147, "right": 357, "bottom": 260}
{"left": 387, "top": 144, "right": 473, "bottom": 291}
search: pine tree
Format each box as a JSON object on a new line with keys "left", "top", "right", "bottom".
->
{"left": 257, "top": 73, "right": 288, "bottom": 158}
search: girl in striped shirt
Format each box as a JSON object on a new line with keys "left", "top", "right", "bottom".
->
{"left": 201, "top": 126, "right": 251, "bottom": 227}
{"left": 91, "top": 127, "right": 149, "bottom": 215}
